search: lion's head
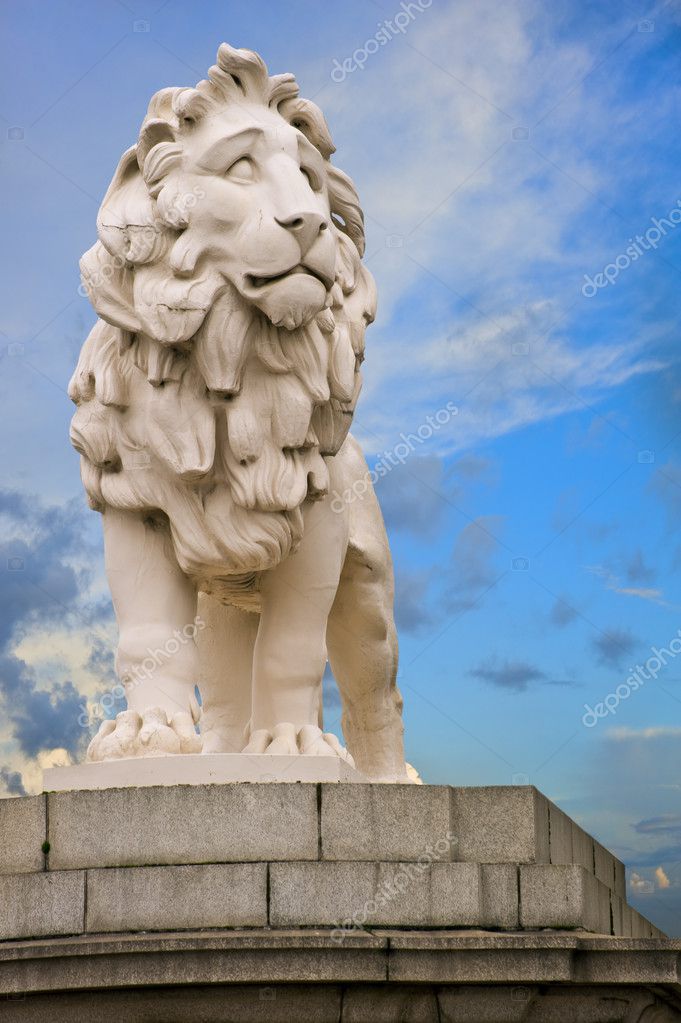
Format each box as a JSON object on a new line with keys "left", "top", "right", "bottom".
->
{"left": 69, "top": 44, "right": 376, "bottom": 586}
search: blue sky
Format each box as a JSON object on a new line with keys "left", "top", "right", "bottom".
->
{"left": 1, "top": 0, "right": 681, "bottom": 934}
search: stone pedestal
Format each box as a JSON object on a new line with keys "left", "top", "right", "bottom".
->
{"left": 0, "top": 781, "right": 678, "bottom": 1020}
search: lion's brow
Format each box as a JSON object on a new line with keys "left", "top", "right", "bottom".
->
{"left": 195, "top": 127, "right": 265, "bottom": 174}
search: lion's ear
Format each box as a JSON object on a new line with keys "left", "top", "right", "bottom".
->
{"left": 278, "top": 97, "right": 335, "bottom": 159}
{"left": 327, "top": 166, "right": 365, "bottom": 258}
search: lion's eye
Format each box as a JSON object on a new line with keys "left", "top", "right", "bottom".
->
{"left": 225, "top": 157, "right": 255, "bottom": 181}
{"left": 301, "top": 166, "right": 322, "bottom": 192}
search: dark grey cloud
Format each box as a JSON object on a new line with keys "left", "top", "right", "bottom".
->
{"left": 450, "top": 455, "right": 495, "bottom": 482}
{"left": 374, "top": 456, "right": 460, "bottom": 536}
{"left": 633, "top": 815, "right": 681, "bottom": 837}
{"left": 625, "top": 549, "right": 656, "bottom": 585}
{"left": 0, "top": 488, "right": 107, "bottom": 761}
{"left": 592, "top": 628, "right": 638, "bottom": 667}
{"left": 445, "top": 516, "right": 504, "bottom": 614}
{"left": 469, "top": 658, "right": 546, "bottom": 692}
{"left": 0, "top": 653, "right": 88, "bottom": 760}
{"left": 0, "top": 766, "right": 26, "bottom": 796}
{"left": 649, "top": 461, "right": 681, "bottom": 523}
{"left": 549, "top": 595, "right": 579, "bottom": 627}
{"left": 394, "top": 569, "right": 436, "bottom": 634}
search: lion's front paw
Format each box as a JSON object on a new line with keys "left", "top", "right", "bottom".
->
{"left": 87, "top": 707, "right": 202, "bottom": 761}
{"left": 242, "top": 722, "right": 354, "bottom": 764}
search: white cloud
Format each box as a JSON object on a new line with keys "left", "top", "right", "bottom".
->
{"left": 608, "top": 726, "right": 681, "bottom": 742}
{"left": 585, "top": 564, "right": 672, "bottom": 608}
{"left": 305, "top": 0, "right": 673, "bottom": 453}
{"left": 353, "top": 300, "right": 663, "bottom": 453}
{"left": 655, "top": 866, "right": 671, "bottom": 889}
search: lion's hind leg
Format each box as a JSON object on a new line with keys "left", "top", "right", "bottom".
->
{"left": 326, "top": 437, "right": 409, "bottom": 782}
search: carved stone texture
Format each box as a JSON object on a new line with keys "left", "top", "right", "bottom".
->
{"left": 69, "top": 43, "right": 413, "bottom": 782}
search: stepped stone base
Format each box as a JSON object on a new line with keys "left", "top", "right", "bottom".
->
{"left": 0, "top": 931, "right": 679, "bottom": 1021}
{"left": 0, "top": 781, "right": 679, "bottom": 1019}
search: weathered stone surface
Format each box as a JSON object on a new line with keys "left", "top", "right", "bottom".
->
{"left": 593, "top": 838, "right": 616, "bottom": 890}
{"left": 547, "top": 800, "right": 573, "bottom": 865}
{"left": 0, "top": 871, "right": 84, "bottom": 940}
{"left": 343, "top": 986, "right": 439, "bottom": 1022}
{"left": 0, "top": 930, "right": 388, "bottom": 992}
{"left": 450, "top": 787, "right": 550, "bottom": 863}
{"left": 86, "top": 863, "right": 266, "bottom": 932}
{"left": 439, "top": 986, "right": 676, "bottom": 1023}
{"left": 571, "top": 820, "right": 595, "bottom": 872}
{"left": 438, "top": 985, "right": 538, "bottom": 1021}
{"left": 0, "top": 796, "right": 46, "bottom": 874}
{"left": 0, "top": 930, "right": 678, "bottom": 1016}
{"left": 519, "top": 864, "right": 610, "bottom": 932}
{"left": 2, "top": 984, "right": 679, "bottom": 1023}
{"left": 320, "top": 783, "right": 453, "bottom": 861}
{"left": 5, "top": 781, "right": 659, "bottom": 944}
{"left": 48, "top": 784, "right": 318, "bottom": 869}
{"left": 611, "top": 893, "right": 624, "bottom": 936}
{"left": 0, "top": 985, "right": 344, "bottom": 1023}
{"left": 269, "top": 861, "right": 481, "bottom": 928}
{"left": 480, "top": 863, "right": 519, "bottom": 929}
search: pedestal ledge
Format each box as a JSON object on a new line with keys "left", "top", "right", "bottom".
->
{"left": 43, "top": 753, "right": 365, "bottom": 790}
{"left": 0, "top": 930, "right": 678, "bottom": 1022}
{"left": 0, "top": 782, "right": 678, "bottom": 1020}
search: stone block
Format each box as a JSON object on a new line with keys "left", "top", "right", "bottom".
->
{"left": 630, "top": 909, "right": 647, "bottom": 938}
{"left": 0, "top": 985, "right": 344, "bottom": 1022}
{"left": 450, "top": 787, "right": 550, "bottom": 863}
{"left": 343, "top": 985, "right": 439, "bottom": 1022}
{"left": 0, "top": 796, "right": 46, "bottom": 874}
{"left": 593, "top": 839, "right": 615, "bottom": 890}
{"left": 614, "top": 857, "right": 626, "bottom": 899}
{"left": 610, "top": 893, "right": 623, "bottom": 936}
{"left": 0, "top": 871, "right": 84, "bottom": 940}
{"left": 86, "top": 863, "right": 266, "bottom": 932}
{"left": 480, "top": 863, "right": 519, "bottom": 928}
{"left": 48, "top": 784, "right": 317, "bottom": 869}
{"left": 438, "top": 986, "right": 538, "bottom": 1022}
{"left": 269, "top": 861, "right": 481, "bottom": 928}
{"left": 547, "top": 801, "right": 573, "bottom": 865}
{"left": 519, "top": 865, "right": 610, "bottom": 932}
{"left": 320, "top": 784, "right": 453, "bottom": 861}
{"left": 570, "top": 821, "right": 594, "bottom": 872}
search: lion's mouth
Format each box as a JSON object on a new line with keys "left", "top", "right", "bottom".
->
{"left": 246, "top": 264, "right": 332, "bottom": 291}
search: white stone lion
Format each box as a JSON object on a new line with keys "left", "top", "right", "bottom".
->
{"left": 70, "top": 43, "right": 412, "bottom": 782}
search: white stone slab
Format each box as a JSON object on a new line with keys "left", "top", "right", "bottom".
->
{"left": 43, "top": 753, "right": 366, "bottom": 791}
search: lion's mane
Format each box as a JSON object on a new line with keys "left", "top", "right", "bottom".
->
{"left": 69, "top": 44, "right": 376, "bottom": 594}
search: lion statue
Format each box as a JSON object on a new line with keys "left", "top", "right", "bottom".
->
{"left": 69, "top": 42, "right": 412, "bottom": 782}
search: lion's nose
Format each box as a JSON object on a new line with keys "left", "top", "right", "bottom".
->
{"left": 275, "top": 212, "right": 328, "bottom": 255}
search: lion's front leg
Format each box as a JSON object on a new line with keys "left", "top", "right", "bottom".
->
{"left": 87, "top": 508, "right": 201, "bottom": 761}
{"left": 244, "top": 494, "right": 352, "bottom": 760}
